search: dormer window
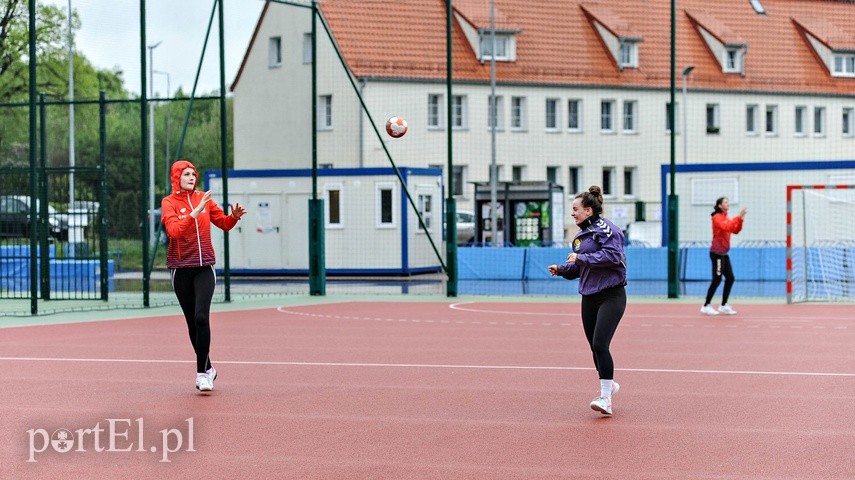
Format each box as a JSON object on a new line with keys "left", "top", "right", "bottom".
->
{"left": 479, "top": 31, "right": 516, "bottom": 61}
{"left": 619, "top": 40, "right": 639, "bottom": 69}
{"left": 833, "top": 53, "right": 855, "bottom": 77}
{"left": 724, "top": 46, "right": 744, "bottom": 73}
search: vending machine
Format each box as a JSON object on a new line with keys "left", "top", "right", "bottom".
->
{"left": 473, "top": 181, "right": 565, "bottom": 247}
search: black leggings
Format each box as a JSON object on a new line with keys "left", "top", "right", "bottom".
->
{"left": 704, "top": 253, "right": 734, "bottom": 306}
{"left": 171, "top": 265, "right": 216, "bottom": 373}
{"left": 580, "top": 285, "right": 626, "bottom": 380}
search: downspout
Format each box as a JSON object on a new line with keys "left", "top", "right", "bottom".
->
{"left": 359, "top": 78, "right": 366, "bottom": 167}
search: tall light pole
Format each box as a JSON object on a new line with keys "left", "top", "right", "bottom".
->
{"left": 154, "top": 70, "right": 170, "bottom": 195}
{"left": 147, "top": 41, "right": 161, "bottom": 244}
{"left": 682, "top": 65, "right": 694, "bottom": 164}
{"left": 67, "top": 0, "right": 75, "bottom": 208}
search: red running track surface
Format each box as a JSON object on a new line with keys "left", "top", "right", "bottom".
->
{"left": 1, "top": 300, "right": 853, "bottom": 479}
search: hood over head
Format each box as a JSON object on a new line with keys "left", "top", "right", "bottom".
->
{"left": 170, "top": 160, "right": 197, "bottom": 194}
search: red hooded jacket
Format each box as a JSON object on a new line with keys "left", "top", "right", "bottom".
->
{"left": 161, "top": 160, "right": 237, "bottom": 268}
{"left": 710, "top": 211, "right": 743, "bottom": 255}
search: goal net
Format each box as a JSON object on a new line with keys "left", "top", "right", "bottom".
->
{"left": 787, "top": 185, "right": 855, "bottom": 303}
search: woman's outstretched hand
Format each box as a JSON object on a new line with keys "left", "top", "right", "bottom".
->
{"left": 230, "top": 203, "right": 246, "bottom": 220}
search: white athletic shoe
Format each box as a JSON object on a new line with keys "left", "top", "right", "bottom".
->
{"left": 206, "top": 366, "right": 218, "bottom": 386}
{"left": 700, "top": 305, "right": 720, "bottom": 316}
{"left": 196, "top": 373, "right": 213, "bottom": 392}
{"left": 590, "top": 396, "right": 613, "bottom": 415}
{"left": 718, "top": 304, "right": 737, "bottom": 315}
{"left": 612, "top": 381, "right": 620, "bottom": 396}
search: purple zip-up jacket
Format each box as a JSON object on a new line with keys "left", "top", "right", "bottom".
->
{"left": 556, "top": 216, "right": 627, "bottom": 295}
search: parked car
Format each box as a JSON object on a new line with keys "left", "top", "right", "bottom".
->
{"left": 0, "top": 195, "right": 69, "bottom": 241}
{"left": 445, "top": 209, "right": 476, "bottom": 245}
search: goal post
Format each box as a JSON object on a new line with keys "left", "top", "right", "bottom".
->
{"left": 786, "top": 184, "right": 855, "bottom": 303}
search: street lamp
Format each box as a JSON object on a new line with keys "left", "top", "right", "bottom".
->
{"left": 153, "top": 70, "right": 171, "bottom": 196}
{"left": 147, "top": 41, "right": 161, "bottom": 244}
{"left": 67, "top": 0, "right": 75, "bottom": 208}
{"left": 682, "top": 65, "right": 695, "bottom": 164}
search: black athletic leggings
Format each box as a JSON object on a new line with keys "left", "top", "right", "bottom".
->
{"left": 580, "top": 285, "right": 626, "bottom": 380}
{"left": 704, "top": 253, "right": 734, "bottom": 306}
{"left": 171, "top": 265, "right": 216, "bottom": 373}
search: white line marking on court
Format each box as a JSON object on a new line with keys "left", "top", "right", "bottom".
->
{"left": 1, "top": 357, "right": 852, "bottom": 378}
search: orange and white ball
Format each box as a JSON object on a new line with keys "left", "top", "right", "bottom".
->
{"left": 385, "top": 116, "right": 408, "bottom": 138}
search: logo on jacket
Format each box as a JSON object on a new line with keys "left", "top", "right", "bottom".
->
{"left": 596, "top": 219, "right": 612, "bottom": 238}
{"left": 573, "top": 238, "right": 581, "bottom": 251}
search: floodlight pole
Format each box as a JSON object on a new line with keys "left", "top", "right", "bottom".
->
{"left": 147, "top": 41, "right": 161, "bottom": 246}
{"left": 667, "top": 0, "right": 679, "bottom": 298}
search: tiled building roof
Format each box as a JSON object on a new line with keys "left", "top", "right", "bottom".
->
{"left": 233, "top": 0, "right": 855, "bottom": 94}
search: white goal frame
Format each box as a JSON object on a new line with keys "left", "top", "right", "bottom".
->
{"left": 786, "top": 184, "right": 855, "bottom": 304}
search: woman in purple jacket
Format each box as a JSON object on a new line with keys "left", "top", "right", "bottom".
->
{"left": 549, "top": 186, "right": 627, "bottom": 416}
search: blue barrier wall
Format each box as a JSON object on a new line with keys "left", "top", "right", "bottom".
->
{"left": 458, "top": 246, "right": 787, "bottom": 282}
{"left": 0, "top": 244, "right": 114, "bottom": 292}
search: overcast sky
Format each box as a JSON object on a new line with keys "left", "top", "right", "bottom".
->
{"left": 43, "top": 0, "right": 267, "bottom": 96}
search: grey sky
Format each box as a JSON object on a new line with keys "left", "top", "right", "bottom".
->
{"left": 44, "top": 0, "right": 266, "bottom": 96}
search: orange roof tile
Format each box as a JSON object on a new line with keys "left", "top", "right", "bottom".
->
{"left": 233, "top": 0, "right": 855, "bottom": 94}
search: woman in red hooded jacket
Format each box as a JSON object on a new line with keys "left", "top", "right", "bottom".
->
{"left": 162, "top": 160, "right": 245, "bottom": 392}
{"left": 701, "top": 196, "right": 746, "bottom": 316}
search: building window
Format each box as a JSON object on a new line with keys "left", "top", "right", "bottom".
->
{"left": 602, "top": 167, "right": 615, "bottom": 196}
{"left": 706, "top": 104, "right": 720, "bottom": 134}
{"left": 302, "top": 33, "right": 312, "bottom": 64}
{"left": 417, "top": 193, "right": 433, "bottom": 231}
{"left": 765, "top": 105, "right": 778, "bottom": 135}
{"left": 318, "top": 95, "right": 332, "bottom": 129}
{"left": 618, "top": 40, "right": 638, "bottom": 68}
{"left": 814, "top": 107, "right": 826, "bottom": 136}
{"left": 623, "top": 101, "right": 636, "bottom": 133}
{"left": 844, "top": 108, "right": 854, "bottom": 137}
{"left": 547, "top": 166, "right": 559, "bottom": 184}
{"left": 568, "top": 99, "right": 581, "bottom": 131}
{"left": 428, "top": 94, "right": 443, "bottom": 129}
{"left": 568, "top": 167, "right": 581, "bottom": 195}
{"left": 512, "top": 166, "right": 524, "bottom": 182}
{"left": 601, "top": 100, "right": 615, "bottom": 132}
{"left": 623, "top": 167, "right": 636, "bottom": 197}
{"left": 324, "top": 183, "right": 342, "bottom": 227}
{"left": 452, "top": 95, "right": 467, "bottom": 130}
{"left": 268, "top": 37, "right": 282, "bottom": 67}
{"left": 452, "top": 165, "right": 464, "bottom": 196}
{"left": 479, "top": 33, "right": 511, "bottom": 61}
{"left": 376, "top": 183, "right": 395, "bottom": 227}
{"left": 832, "top": 54, "right": 855, "bottom": 77}
{"left": 795, "top": 106, "right": 806, "bottom": 135}
{"left": 511, "top": 97, "right": 526, "bottom": 131}
{"left": 488, "top": 95, "right": 504, "bottom": 131}
{"left": 724, "top": 47, "right": 744, "bottom": 73}
{"left": 545, "top": 99, "right": 559, "bottom": 131}
{"left": 746, "top": 105, "right": 757, "bottom": 134}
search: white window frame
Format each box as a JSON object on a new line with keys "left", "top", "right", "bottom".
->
{"left": 324, "top": 182, "right": 343, "bottom": 228}
{"left": 375, "top": 182, "right": 397, "bottom": 228}
{"left": 618, "top": 40, "right": 638, "bottom": 69}
{"left": 706, "top": 104, "right": 720, "bottom": 134}
{"left": 512, "top": 165, "right": 524, "bottom": 182}
{"left": 814, "top": 106, "right": 826, "bottom": 137}
{"left": 795, "top": 106, "right": 807, "bottom": 136}
{"left": 746, "top": 105, "right": 758, "bottom": 135}
{"left": 302, "top": 33, "right": 312, "bottom": 64}
{"left": 832, "top": 53, "right": 855, "bottom": 77}
{"left": 268, "top": 36, "right": 282, "bottom": 68}
{"left": 511, "top": 96, "right": 527, "bottom": 131}
{"left": 600, "top": 100, "right": 615, "bottom": 133}
{"left": 622, "top": 100, "right": 637, "bottom": 133}
{"left": 568, "top": 99, "right": 582, "bottom": 132}
{"left": 724, "top": 47, "right": 744, "bottom": 74}
{"left": 765, "top": 105, "right": 778, "bottom": 136}
{"left": 428, "top": 94, "right": 444, "bottom": 129}
{"left": 452, "top": 165, "right": 465, "bottom": 197}
{"left": 488, "top": 95, "right": 505, "bottom": 131}
{"left": 318, "top": 95, "right": 332, "bottom": 130}
{"left": 602, "top": 167, "right": 615, "bottom": 197}
{"left": 545, "top": 98, "right": 559, "bottom": 131}
{"left": 451, "top": 95, "right": 467, "bottom": 130}
{"left": 623, "top": 167, "right": 637, "bottom": 198}
{"left": 843, "top": 108, "right": 854, "bottom": 137}
{"left": 479, "top": 33, "right": 514, "bottom": 61}
{"left": 546, "top": 166, "right": 559, "bottom": 184}
{"left": 568, "top": 166, "right": 581, "bottom": 195}
{"left": 416, "top": 189, "right": 434, "bottom": 233}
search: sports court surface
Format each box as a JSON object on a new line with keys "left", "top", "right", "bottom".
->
{"left": 1, "top": 295, "right": 853, "bottom": 479}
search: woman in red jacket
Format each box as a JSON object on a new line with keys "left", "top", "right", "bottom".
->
{"left": 162, "top": 160, "right": 245, "bottom": 392}
{"left": 701, "top": 197, "right": 746, "bottom": 316}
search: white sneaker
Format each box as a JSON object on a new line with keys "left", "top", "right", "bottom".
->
{"left": 196, "top": 373, "right": 213, "bottom": 392}
{"left": 612, "top": 381, "right": 620, "bottom": 396}
{"left": 718, "top": 304, "right": 737, "bottom": 315}
{"left": 700, "top": 305, "right": 720, "bottom": 316}
{"left": 590, "top": 396, "right": 612, "bottom": 415}
{"left": 206, "top": 366, "right": 218, "bottom": 385}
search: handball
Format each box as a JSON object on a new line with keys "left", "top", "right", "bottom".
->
{"left": 385, "top": 116, "right": 408, "bottom": 138}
